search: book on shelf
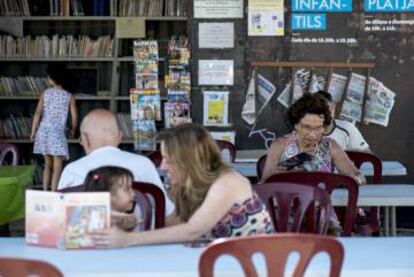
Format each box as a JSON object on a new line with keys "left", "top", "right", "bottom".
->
{"left": 0, "top": 115, "right": 32, "bottom": 139}
{"left": 116, "top": 113, "right": 133, "bottom": 139}
{"left": 117, "top": 0, "right": 186, "bottom": 16}
{"left": 0, "top": 35, "right": 113, "bottom": 58}
{"left": 0, "top": 76, "right": 48, "bottom": 96}
{"left": 25, "top": 189, "right": 110, "bottom": 249}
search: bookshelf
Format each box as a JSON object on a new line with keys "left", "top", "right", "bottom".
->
{"left": 0, "top": 0, "right": 188, "bottom": 174}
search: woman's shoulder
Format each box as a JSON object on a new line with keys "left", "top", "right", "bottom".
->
{"left": 210, "top": 170, "right": 250, "bottom": 192}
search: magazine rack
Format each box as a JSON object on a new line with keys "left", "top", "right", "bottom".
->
{"left": 250, "top": 61, "right": 375, "bottom": 123}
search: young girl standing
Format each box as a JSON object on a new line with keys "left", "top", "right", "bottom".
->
{"left": 84, "top": 166, "right": 140, "bottom": 231}
{"left": 31, "top": 63, "right": 78, "bottom": 191}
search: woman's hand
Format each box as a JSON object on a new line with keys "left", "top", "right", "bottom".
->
{"left": 90, "top": 226, "right": 132, "bottom": 248}
{"left": 111, "top": 210, "right": 140, "bottom": 231}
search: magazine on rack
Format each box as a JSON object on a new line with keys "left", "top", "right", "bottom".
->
{"left": 25, "top": 190, "right": 110, "bottom": 249}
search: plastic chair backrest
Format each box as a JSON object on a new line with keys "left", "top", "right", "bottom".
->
{"left": 345, "top": 150, "right": 382, "bottom": 184}
{"left": 256, "top": 154, "right": 267, "bottom": 180}
{"left": 0, "top": 143, "right": 19, "bottom": 165}
{"left": 132, "top": 181, "right": 165, "bottom": 229}
{"left": 265, "top": 172, "right": 359, "bottom": 236}
{"left": 58, "top": 184, "right": 85, "bottom": 192}
{"left": 215, "top": 140, "right": 236, "bottom": 162}
{"left": 147, "top": 151, "right": 162, "bottom": 168}
{"left": 255, "top": 182, "right": 332, "bottom": 234}
{"left": 346, "top": 150, "right": 382, "bottom": 234}
{"left": 199, "top": 233, "right": 344, "bottom": 277}
{"left": 0, "top": 257, "right": 63, "bottom": 277}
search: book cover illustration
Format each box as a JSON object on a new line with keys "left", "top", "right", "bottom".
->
{"left": 25, "top": 190, "right": 110, "bottom": 249}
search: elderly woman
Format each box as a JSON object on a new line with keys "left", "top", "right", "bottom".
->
{"left": 262, "top": 93, "right": 365, "bottom": 185}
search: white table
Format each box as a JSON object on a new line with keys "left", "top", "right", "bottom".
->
{"left": 1, "top": 237, "right": 414, "bottom": 276}
{"left": 331, "top": 184, "right": 414, "bottom": 236}
{"left": 232, "top": 160, "right": 407, "bottom": 177}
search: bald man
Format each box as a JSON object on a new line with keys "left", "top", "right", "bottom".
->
{"left": 57, "top": 109, "right": 174, "bottom": 214}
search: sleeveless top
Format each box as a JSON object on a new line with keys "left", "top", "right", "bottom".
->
{"left": 280, "top": 134, "right": 333, "bottom": 173}
{"left": 210, "top": 191, "right": 274, "bottom": 238}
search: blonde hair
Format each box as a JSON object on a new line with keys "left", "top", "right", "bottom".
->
{"left": 159, "top": 123, "right": 231, "bottom": 221}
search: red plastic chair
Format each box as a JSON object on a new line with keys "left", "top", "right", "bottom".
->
{"left": 147, "top": 151, "right": 163, "bottom": 167}
{"left": 255, "top": 182, "right": 332, "bottom": 234}
{"left": 0, "top": 257, "right": 63, "bottom": 277}
{"left": 199, "top": 234, "right": 344, "bottom": 277}
{"left": 256, "top": 154, "right": 267, "bottom": 180}
{"left": 345, "top": 151, "right": 382, "bottom": 184}
{"left": 265, "top": 172, "right": 359, "bottom": 236}
{"left": 346, "top": 150, "right": 382, "bottom": 235}
{"left": 0, "top": 143, "right": 19, "bottom": 165}
{"left": 132, "top": 181, "right": 165, "bottom": 229}
{"left": 215, "top": 140, "right": 236, "bottom": 162}
{"left": 58, "top": 184, "right": 85, "bottom": 192}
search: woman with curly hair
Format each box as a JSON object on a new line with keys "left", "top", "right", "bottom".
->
{"left": 262, "top": 93, "right": 365, "bottom": 184}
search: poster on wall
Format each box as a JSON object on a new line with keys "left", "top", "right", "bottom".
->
{"left": 248, "top": 0, "right": 284, "bottom": 36}
{"left": 199, "top": 22, "right": 234, "bottom": 49}
{"left": 194, "top": 0, "right": 243, "bottom": 18}
{"left": 198, "top": 60, "right": 234, "bottom": 85}
{"left": 203, "top": 91, "right": 229, "bottom": 126}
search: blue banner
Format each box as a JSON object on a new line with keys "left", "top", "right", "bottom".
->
{"left": 365, "top": 0, "right": 414, "bottom": 12}
{"left": 291, "top": 14, "right": 327, "bottom": 30}
{"left": 292, "top": 0, "right": 353, "bottom": 12}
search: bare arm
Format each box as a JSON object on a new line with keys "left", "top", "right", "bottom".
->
{"left": 30, "top": 93, "right": 44, "bottom": 140}
{"left": 92, "top": 172, "right": 250, "bottom": 248}
{"left": 331, "top": 140, "right": 366, "bottom": 185}
{"left": 261, "top": 138, "right": 287, "bottom": 181}
{"left": 69, "top": 95, "right": 78, "bottom": 138}
{"left": 165, "top": 212, "right": 182, "bottom": 227}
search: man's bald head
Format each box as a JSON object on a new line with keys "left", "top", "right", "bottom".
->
{"left": 80, "top": 109, "right": 122, "bottom": 153}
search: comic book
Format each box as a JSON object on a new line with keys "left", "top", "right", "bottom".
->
{"left": 130, "top": 88, "right": 161, "bottom": 121}
{"left": 132, "top": 119, "right": 156, "bottom": 151}
{"left": 164, "top": 102, "right": 191, "bottom": 128}
{"left": 25, "top": 190, "right": 110, "bottom": 249}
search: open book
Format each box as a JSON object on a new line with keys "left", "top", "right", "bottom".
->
{"left": 25, "top": 190, "right": 110, "bottom": 249}
{"left": 277, "top": 152, "right": 313, "bottom": 170}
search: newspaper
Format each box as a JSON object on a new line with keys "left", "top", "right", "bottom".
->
{"left": 277, "top": 69, "right": 323, "bottom": 107}
{"left": 257, "top": 74, "right": 277, "bottom": 114}
{"left": 277, "top": 83, "right": 291, "bottom": 108}
{"left": 364, "top": 77, "right": 395, "bottom": 127}
{"left": 241, "top": 72, "right": 256, "bottom": 124}
{"left": 327, "top": 73, "right": 347, "bottom": 102}
{"left": 340, "top": 73, "right": 366, "bottom": 122}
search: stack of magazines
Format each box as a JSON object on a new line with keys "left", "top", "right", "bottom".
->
{"left": 131, "top": 40, "right": 160, "bottom": 151}
{"left": 164, "top": 36, "right": 191, "bottom": 128}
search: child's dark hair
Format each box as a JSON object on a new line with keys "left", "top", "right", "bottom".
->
{"left": 46, "top": 63, "right": 73, "bottom": 92}
{"left": 84, "top": 166, "right": 134, "bottom": 194}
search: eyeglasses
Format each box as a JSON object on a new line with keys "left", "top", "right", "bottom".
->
{"left": 299, "top": 123, "right": 325, "bottom": 134}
